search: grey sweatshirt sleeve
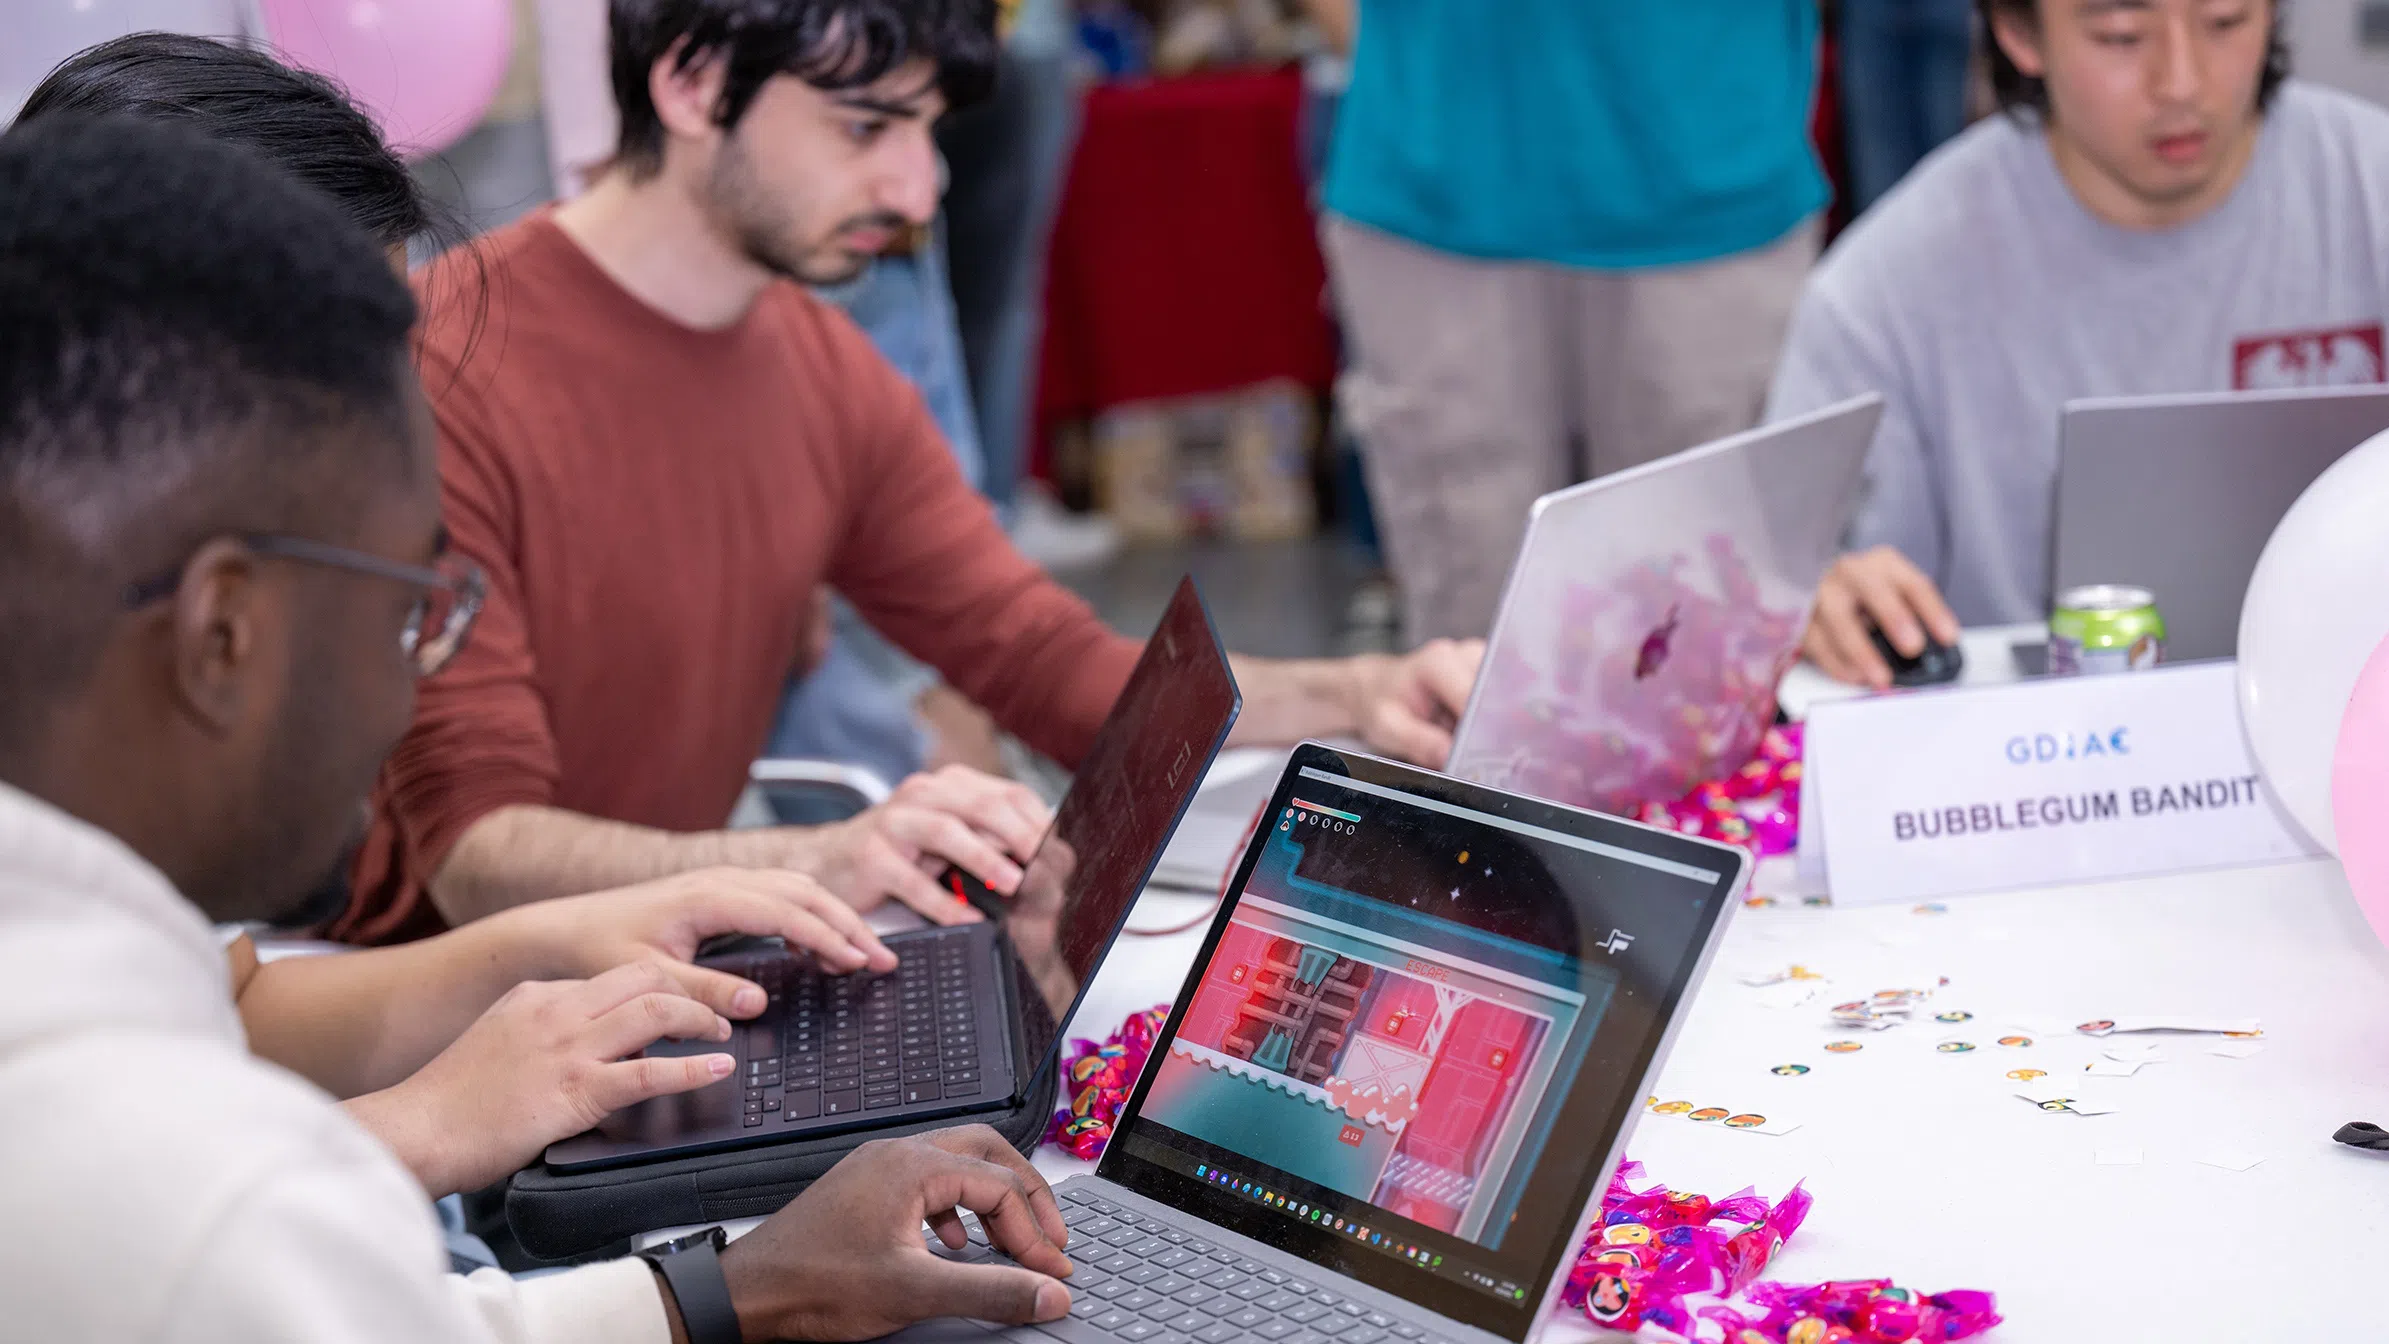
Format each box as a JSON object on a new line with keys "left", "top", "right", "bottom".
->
{"left": 1765, "top": 273, "right": 1948, "bottom": 590}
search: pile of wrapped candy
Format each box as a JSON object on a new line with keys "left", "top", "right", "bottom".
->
{"left": 1562, "top": 1162, "right": 1999, "bottom": 1343}
{"left": 1042, "top": 1004, "right": 1170, "bottom": 1159}
{"left": 1629, "top": 723, "right": 1803, "bottom": 858}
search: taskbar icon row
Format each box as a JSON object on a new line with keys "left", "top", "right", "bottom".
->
{"left": 1191, "top": 1161, "right": 1527, "bottom": 1303}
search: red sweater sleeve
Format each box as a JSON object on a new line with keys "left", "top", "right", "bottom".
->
{"left": 371, "top": 357, "right": 563, "bottom": 889}
{"left": 817, "top": 320, "right": 1140, "bottom": 766}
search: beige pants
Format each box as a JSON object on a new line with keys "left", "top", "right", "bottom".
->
{"left": 1323, "top": 215, "right": 1819, "bottom": 642}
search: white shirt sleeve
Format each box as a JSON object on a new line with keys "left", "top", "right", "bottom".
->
{"left": 156, "top": 1149, "right": 670, "bottom": 1344}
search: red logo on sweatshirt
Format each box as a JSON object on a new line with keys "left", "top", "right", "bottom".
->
{"left": 2232, "top": 323, "right": 2386, "bottom": 389}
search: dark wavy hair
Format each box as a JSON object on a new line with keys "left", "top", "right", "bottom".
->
{"left": 609, "top": 0, "right": 1000, "bottom": 178}
{"left": 1980, "top": 0, "right": 2290, "bottom": 120}
{"left": 16, "top": 32, "right": 438, "bottom": 252}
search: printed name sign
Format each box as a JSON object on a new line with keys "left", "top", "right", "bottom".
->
{"left": 1803, "top": 660, "right": 2318, "bottom": 906}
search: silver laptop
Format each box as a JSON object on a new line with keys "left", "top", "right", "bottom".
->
{"left": 896, "top": 743, "right": 1747, "bottom": 1344}
{"left": 2039, "top": 384, "right": 2389, "bottom": 666}
{"left": 1446, "top": 395, "right": 1881, "bottom": 815}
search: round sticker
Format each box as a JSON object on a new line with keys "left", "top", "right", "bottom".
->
{"left": 1591, "top": 1248, "right": 1642, "bottom": 1267}
{"left": 2008, "top": 1068, "right": 2047, "bottom": 1081}
{"left": 1602, "top": 1223, "right": 1652, "bottom": 1246}
{"left": 1586, "top": 1270, "right": 1633, "bottom": 1323}
{"left": 2077, "top": 1020, "right": 2117, "bottom": 1036}
{"left": 1723, "top": 1114, "right": 1768, "bottom": 1129}
{"left": 1935, "top": 1010, "right": 1973, "bottom": 1023}
{"left": 1823, "top": 1040, "right": 1864, "bottom": 1054}
{"left": 1650, "top": 1100, "right": 1693, "bottom": 1115}
{"left": 1786, "top": 1319, "right": 1830, "bottom": 1344}
{"left": 2038, "top": 1099, "right": 2074, "bottom": 1112}
{"left": 1687, "top": 1107, "right": 1730, "bottom": 1123}
{"left": 1772, "top": 1063, "right": 1811, "bottom": 1077}
{"left": 1936, "top": 1041, "right": 1976, "bottom": 1053}
{"left": 1998, "top": 1035, "right": 2032, "bottom": 1048}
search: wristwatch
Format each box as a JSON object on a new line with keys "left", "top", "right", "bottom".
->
{"left": 637, "top": 1226, "right": 742, "bottom": 1344}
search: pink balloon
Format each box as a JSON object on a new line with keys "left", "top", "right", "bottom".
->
{"left": 259, "top": 0, "right": 514, "bottom": 159}
{"left": 2331, "top": 631, "right": 2389, "bottom": 947}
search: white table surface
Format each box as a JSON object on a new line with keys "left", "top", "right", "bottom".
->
{"left": 675, "top": 635, "right": 2389, "bottom": 1340}
{"left": 1050, "top": 855, "right": 2389, "bottom": 1343}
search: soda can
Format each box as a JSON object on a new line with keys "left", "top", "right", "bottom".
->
{"left": 2048, "top": 584, "right": 2166, "bottom": 675}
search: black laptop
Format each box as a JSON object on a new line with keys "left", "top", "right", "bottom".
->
{"left": 545, "top": 577, "right": 1241, "bottom": 1171}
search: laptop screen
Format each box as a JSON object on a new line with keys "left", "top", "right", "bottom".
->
{"left": 986, "top": 575, "right": 1242, "bottom": 1080}
{"left": 1098, "top": 745, "right": 1742, "bottom": 1340}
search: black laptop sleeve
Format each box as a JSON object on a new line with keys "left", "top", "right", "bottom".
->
{"left": 504, "top": 1058, "right": 1057, "bottom": 1261}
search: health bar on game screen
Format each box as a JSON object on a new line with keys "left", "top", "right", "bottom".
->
{"left": 1290, "top": 799, "right": 1363, "bottom": 824}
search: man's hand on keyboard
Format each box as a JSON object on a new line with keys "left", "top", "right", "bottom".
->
{"left": 344, "top": 961, "right": 735, "bottom": 1197}
{"left": 514, "top": 866, "right": 898, "bottom": 994}
{"left": 719, "top": 1124, "right": 1074, "bottom": 1340}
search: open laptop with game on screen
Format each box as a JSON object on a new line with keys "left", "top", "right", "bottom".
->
{"left": 1445, "top": 394, "right": 1880, "bottom": 815}
{"left": 545, "top": 576, "right": 1241, "bottom": 1171}
{"left": 890, "top": 743, "right": 1748, "bottom": 1344}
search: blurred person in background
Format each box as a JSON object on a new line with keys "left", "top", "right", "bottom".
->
{"left": 937, "top": 0, "right": 1082, "bottom": 545}
{"left": 1773, "top": 0, "right": 2389, "bottom": 688}
{"left": 353, "top": 0, "right": 1481, "bottom": 947}
{"left": 1317, "top": 0, "right": 1827, "bottom": 643}
{"left": 1838, "top": 0, "right": 1979, "bottom": 214}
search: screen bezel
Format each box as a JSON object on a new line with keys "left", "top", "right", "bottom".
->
{"left": 994, "top": 576, "right": 1244, "bottom": 1102}
{"left": 1095, "top": 742, "right": 1746, "bottom": 1340}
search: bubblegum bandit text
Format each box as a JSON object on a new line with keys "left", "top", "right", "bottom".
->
{"left": 1892, "top": 776, "right": 2266, "bottom": 841}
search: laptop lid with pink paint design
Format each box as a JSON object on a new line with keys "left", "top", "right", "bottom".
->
{"left": 1447, "top": 395, "right": 1880, "bottom": 816}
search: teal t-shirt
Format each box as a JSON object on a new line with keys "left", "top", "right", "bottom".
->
{"left": 1323, "top": 0, "right": 1827, "bottom": 269}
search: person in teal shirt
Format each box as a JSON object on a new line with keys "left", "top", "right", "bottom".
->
{"left": 1319, "top": 0, "right": 1826, "bottom": 642}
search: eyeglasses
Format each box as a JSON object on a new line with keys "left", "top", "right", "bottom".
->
{"left": 122, "top": 533, "right": 486, "bottom": 678}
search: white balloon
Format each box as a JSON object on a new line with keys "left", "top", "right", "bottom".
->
{"left": 2236, "top": 425, "right": 2389, "bottom": 854}
{"left": 2, "top": 0, "right": 253, "bottom": 123}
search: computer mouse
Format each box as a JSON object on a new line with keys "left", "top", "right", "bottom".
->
{"left": 1867, "top": 623, "right": 1964, "bottom": 687}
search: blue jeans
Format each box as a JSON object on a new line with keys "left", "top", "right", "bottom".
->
{"left": 1837, "top": 0, "right": 1973, "bottom": 214}
{"left": 767, "top": 229, "right": 985, "bottom": 805}
{"left": 938, "top": 37, "right": 1080, "bottom": 517}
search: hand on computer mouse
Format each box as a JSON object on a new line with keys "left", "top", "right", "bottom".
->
{"left": 1802, "top": 547, "right": 1962, "bottom": 688}
{"left": 1866, "top": 622, "right": 1965, "bottom": 687}
{"left": 718, "top": 1125, "right": 1073, "bottom": 1340}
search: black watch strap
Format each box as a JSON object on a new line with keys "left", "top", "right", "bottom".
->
{"left": 638, "top": 1227, "right": 741, "bottom": 1344}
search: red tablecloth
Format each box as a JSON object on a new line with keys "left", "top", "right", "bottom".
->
{"left": 1033, "top": 68, "right": 1336, "bottom": 474}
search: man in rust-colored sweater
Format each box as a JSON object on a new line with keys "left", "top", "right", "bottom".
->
{"left": 341, "top": 0, "right": 1480, "bottom": 944}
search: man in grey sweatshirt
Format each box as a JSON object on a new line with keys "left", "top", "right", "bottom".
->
{"left": 1769, "top": 0, "right": 2389, "bottom": 687}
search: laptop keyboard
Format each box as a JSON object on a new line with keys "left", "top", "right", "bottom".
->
{"left": 929, "top": 1186, "right": 1449, "bottom": 1344}
{"left": 737, "top": 928, "right": 984, "bottom": 1128}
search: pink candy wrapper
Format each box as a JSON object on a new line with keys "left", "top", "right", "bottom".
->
{"left": 1632, "top": 724, "right": 1803, "bottom": 859}
{"left": 1041, "top": 1005, "right": 1170, "bottom": 1159}
{"left": 1560, "top": 1163, "right": 1998, "bottom": 1343}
